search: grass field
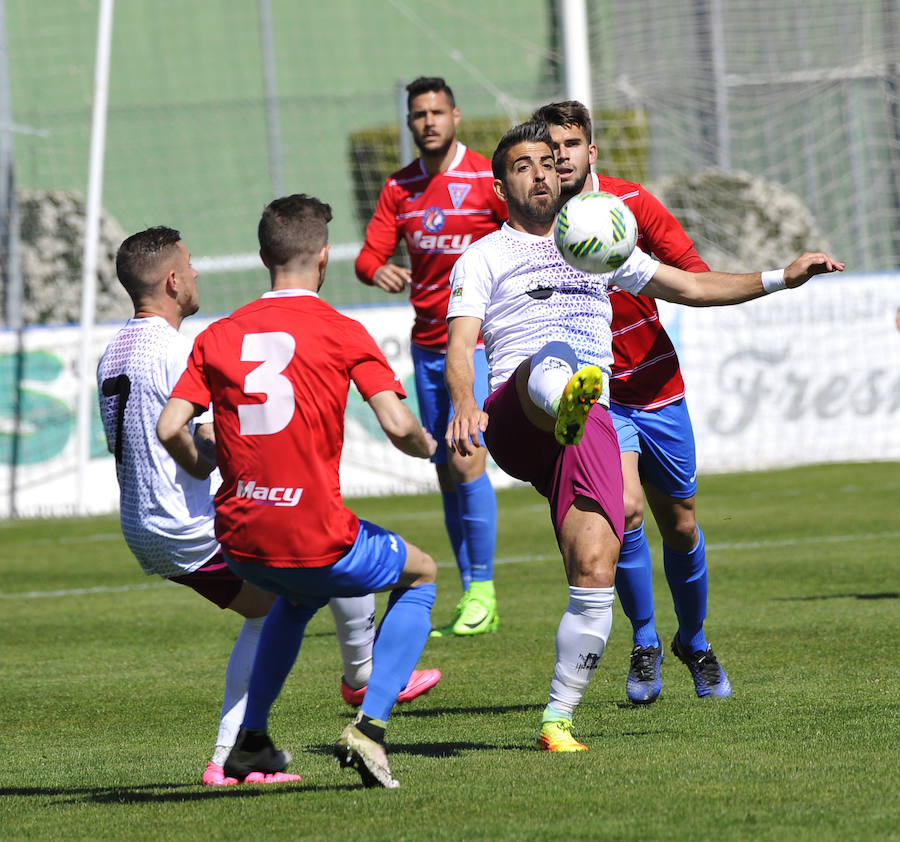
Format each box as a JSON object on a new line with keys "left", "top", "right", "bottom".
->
{"left": 1, "top": 462, "right": 898, "bottom": 841}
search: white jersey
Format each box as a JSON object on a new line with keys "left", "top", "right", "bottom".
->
{"left": 97, "top": 316, "right": 220, "bottom": 578}
{"left": 447, "top": 223, "right": 660, "bottom": 401}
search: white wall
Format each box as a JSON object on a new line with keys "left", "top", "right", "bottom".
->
{"left": 1, "top": 272, "right": 898, "bottom": 517}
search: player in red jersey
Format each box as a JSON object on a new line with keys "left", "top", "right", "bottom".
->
{"left": 158, "top": 194, "right": 438, "bottom": 789}
{"left": 356, "top": 76, "right": 506, "bottom": 637}
{"left": 534, "top": 100, "right": 731, "bottom": 703}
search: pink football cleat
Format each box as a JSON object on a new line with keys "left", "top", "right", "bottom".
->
{"left": 341, "top": 668, "right": 442, "bottom": 707}
{"left": 203, "top": 760, "right": 301, "bottom": 786}
{"left": 202, "top": 761, "right": 239, "bottom": 786}
{"left": 242, "top": 770, "right": 303, "bottom": 784}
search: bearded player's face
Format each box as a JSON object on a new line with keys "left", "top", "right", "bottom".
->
{"left": 407, "top": 91, "right": 460, "bottom": 158}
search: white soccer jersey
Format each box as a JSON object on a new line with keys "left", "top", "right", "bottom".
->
{"left": 97, "top": 316, "right": 220, "bottom": 577}
{"left": 447, "top": 223, "right": 660, "bottom": 401}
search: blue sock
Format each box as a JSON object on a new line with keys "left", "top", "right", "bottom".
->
{"left": 457, "top": 473, "right": 497, "bottom": 584}
{"left": 442, "top": 490, "right": 471, "bottom": 591}
{"left": 243, "top": 596, "right": 319, "bottom": 731}
{"left": 663, "top": 526, "right": 708, "bottom": 653}
{"left": 361, "top": 583, "right": 436, "bottom": 722}
{"left": 615, "top": 524, "right": 659, "bottom": 648}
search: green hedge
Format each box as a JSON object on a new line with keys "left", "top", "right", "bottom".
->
{"left": 349, "top": 110, "right": 649, "bottom": 235}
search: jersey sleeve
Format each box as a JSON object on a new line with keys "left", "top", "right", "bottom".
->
{"left": 609, "top": 246, "right": 661, "bottom": 296}
{"left": 355, "top": 179, "right": 402, "bottom": 284}
{"left": 163, "top": 331, "right": 193, "bottom": 392}
{"left": 170, "top": 330, "right": 213, "bottom": 408}
{"left": 632, "top": 189, "right": 710, "bottom": 271}
{"left": 446, "top": 245, "right": 493, "bottom": 321}
{"left": 345, "top": 321, "right": 407, "bottom": 401}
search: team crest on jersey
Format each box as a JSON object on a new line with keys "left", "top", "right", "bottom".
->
{"left": 447, "top": 183, "right": 471, "bottom": 209}
{"left": 422, "top": 206, "right": 445, "bottom": 233}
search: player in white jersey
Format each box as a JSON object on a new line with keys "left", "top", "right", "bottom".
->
{"left": 445, "top": 121, "right": 843, "bottom": 751}
{"left": 98, "top": 227, "right": 439, "bottom": 785}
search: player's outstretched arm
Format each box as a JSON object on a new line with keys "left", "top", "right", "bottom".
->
{"left": 641, "top": 251, "right": 845, "bottom": 306}
{"left": 445, "top": 316, "right": 488, "bottom": 457}
{"left": 368, "top": 391, "right": 437, "bottom": 459}
{"left": 157, "top": 397, "right": 216, "bottom": 479}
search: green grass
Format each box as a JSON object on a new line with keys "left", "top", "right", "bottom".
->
{"left": 1, "top": 462, "right": 898, "bottom": 841}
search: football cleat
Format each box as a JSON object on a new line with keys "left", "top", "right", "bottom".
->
{"left": 223, "top": 727, "right": 293, "bottom": 782}
{"left": 201, "top": 761, "right": 239, "bottom": 786}
{"left": 553, "top": 365, "right": 604, "bottom": 446}
{"left": 451, "top": 589, "right": 499, "bottom": 636}
{"left": 537, "top": 719, "right": 588, "bottom": 752}
{"left": 671, "top": 634, "right": 732, "bottom": 699}
{"left": 333, "top": 718, "right": 399, "bottom": 789}
{"left": 241, "top": 770, "right": 302, "bottom": 784}
{"left": 340, "top": 668, "right": 442, "bottom": 707}
{"left": 626, "top": 643, "right": 664, "bottom": 704}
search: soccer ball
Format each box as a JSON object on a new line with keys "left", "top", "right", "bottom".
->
{"left": 554, "top": 191, "right": 638, "bottom": 274}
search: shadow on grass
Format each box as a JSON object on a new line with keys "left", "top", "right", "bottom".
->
{"left": 0, "top": 780, "right": 358, "bottom": 805}
{"left": 772, "top": 591, "right": 898, "bottom": 601}
{"left": 308, "top": 739, "right": 520, "bottom": 759}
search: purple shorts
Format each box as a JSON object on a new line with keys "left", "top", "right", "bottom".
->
{"left": 169, "top": 553, "right": 244, "bottom": 609}
{"left": 483, "top": 375, "right": 624, "bottom": 543}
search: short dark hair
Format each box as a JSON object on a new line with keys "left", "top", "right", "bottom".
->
{"left": 258, "top": 193, "right": 332, "bottom": 268}
{"left": 491, "top": 120, "right": 554, "bottom": 180}
{"left": 115, "top": 226, "right": 182, "bottom": 305}
{"left": 531, "top": 100, "right": 592, "bottom": 140}
{"left": 406, "top": 76, "right": 455, "bottom": 111}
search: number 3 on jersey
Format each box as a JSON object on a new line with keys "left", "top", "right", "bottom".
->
{"left": 238, "top": 332, "right": 296, "bottom": 435}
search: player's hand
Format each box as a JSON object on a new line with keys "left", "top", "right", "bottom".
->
{"left": 373, "top": 264, "right": 412, "bottom": 293}
{"left": 784, "top": 252, "right": 845, "bottom": 288}
{"left": 421, "top": 427, "right": 438, "bottom": 459}
{"left": 446, "top": 404, "right": 489, "bottom": 457}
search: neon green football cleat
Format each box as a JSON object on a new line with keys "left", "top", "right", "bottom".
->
{"left": 451, "top": 582, "right": 498, "bottom": 636}
{"left": 537, "top": 719, "right": 588, "bottom": 752}
{"left": 553, "top": 365, "right": 604, "bottom": 446}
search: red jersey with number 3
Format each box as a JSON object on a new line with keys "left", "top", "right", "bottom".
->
{"left": 355, "top": 143, "right": 506, "bottom": 349}
{"left": 171, "top": 290, "right": 405, "bottom": 568}
{"left": 591, "top": 173, "right": 710, "bottom": 409}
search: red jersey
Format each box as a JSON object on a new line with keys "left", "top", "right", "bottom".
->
{"left": 171, "top": 290, "right": 405, "bottom": 569}
{"left": 355, "top": 143, "right": 507, "bottom": 349}
{"left": 591, "top": 173, "right": 709, "bottom": 410}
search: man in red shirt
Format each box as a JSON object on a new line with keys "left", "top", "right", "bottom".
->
{"left": 534, "top": 101, "right": 732, "bottom": 704}
{"left": 158, "top": 194, "right": 438, "bottom": 789}
{"left": 356, "top": 76, "right": 506, "bottom": 636}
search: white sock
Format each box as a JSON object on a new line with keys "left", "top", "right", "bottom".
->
{"left": 527, "top": 343, "right": 578, "bottom": 417}
{"left": 329, "top": 594, "right": 376, "bottom": 688}
{"left": 215, "top": 615, "right": 265, "bottom": 751}
{"left": 547, "top": 586, "right": 615, "bottom": 718}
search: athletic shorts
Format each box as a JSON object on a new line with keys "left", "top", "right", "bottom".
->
{"left": 609, "top": 398, "right": 698, "bottom": 499}
{"left": 168, "top": 553, "right": 243, "bottom": 609}
{"left": 223, "top": 519, "right": 408, "bottom": 609}
{"left": 411, "top": 343, "right": 489, "bottom": 465}
{"left": 483, "top": 374, "right": 624, "bottom": 543}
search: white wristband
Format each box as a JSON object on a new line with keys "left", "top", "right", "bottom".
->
{"left": 761, "top": 269, "right": 786, "bottom": 293}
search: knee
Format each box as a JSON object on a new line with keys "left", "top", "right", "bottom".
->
{"left": 414, "top": 552, "right": 438, "bottom": 586}
{"left": 623, "top": 488, "right": 644, "bottom": 531}
{"left": 660, "top": 519, "right": 698, "bottom": 553}
{"left": 566, "top": 546, "right": 617, "bottom": 589}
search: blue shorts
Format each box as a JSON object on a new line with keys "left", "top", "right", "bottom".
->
{"left": 223, "top": 520, "right": 408, "bottom": 608}
{"left": 609, "top": 398, "right": 698, "bottom": 499}
{"left": 411, "top": 344, "right": 489, "bottom": 465}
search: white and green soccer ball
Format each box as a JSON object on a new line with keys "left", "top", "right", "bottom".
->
{"left": 554, "top": 191, "right": 638, "bottom": 274}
